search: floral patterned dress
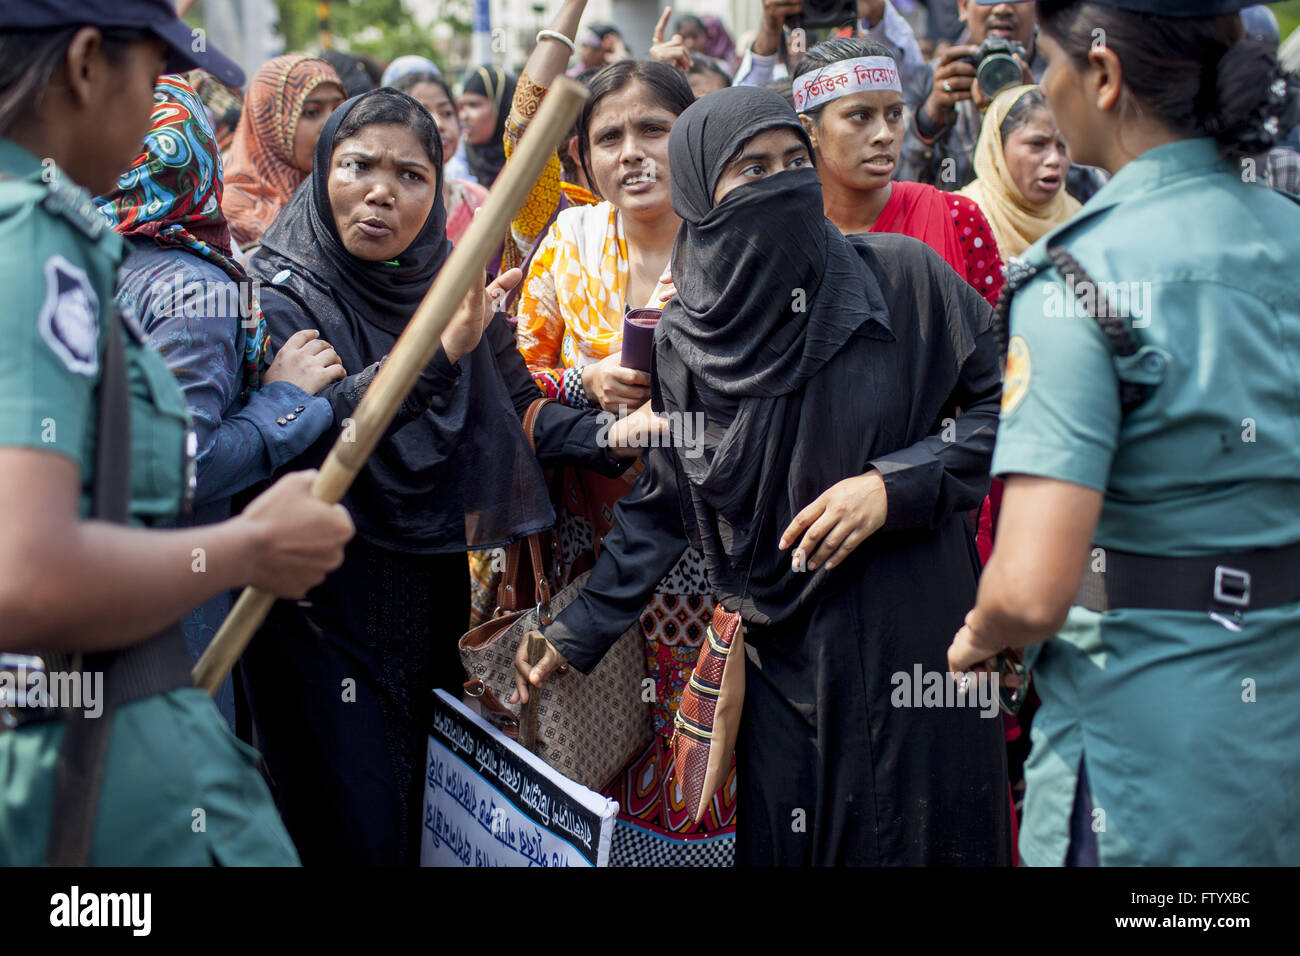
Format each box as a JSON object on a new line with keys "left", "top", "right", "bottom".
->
{"left": 515, "top": 201, "right": 737, "bottom": 863}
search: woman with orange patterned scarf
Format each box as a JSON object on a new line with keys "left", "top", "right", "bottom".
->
{"left": 221, "top": 54, "right": 343, "bottom": 256}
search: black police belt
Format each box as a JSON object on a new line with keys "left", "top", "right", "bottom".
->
{"left": 1, "top": 634, "right": 191, "bottom": 731}
{"left": 1, "top": 303, "right": 193, "bottom": 865}
{"left": 1075, "top": 540, "right": 1300, "bottom": 616}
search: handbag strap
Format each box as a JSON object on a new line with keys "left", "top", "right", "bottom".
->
{"left": 717, "top": 489, "right": 765, "bottom": 633}
{"left": 497, "top": 398, "right": 558, "bottom": 617}
{"left": 92, "top": 309, "right": 132, "bottom": 524}
{"left": 521, "top": 395, "right": 551, "bottom": 449}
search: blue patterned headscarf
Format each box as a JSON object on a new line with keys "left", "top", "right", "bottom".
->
{"left": 98, "top": 74, "right": 269, "bottom": 395}
{"left": 381, "top": 54, "right": 441, "bottom": 86}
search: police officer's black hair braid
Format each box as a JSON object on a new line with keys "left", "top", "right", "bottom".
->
{"left": 1045, "top": 247, "right": 1137, "bottom": 357}
{"left": 990, "top": 278, "right": 1014, "bottom": 362}
{"left": 1045, "top": 244, "right": 1152, "bottom": 415}
{"left": 995, "top": 245, "right": 1153, "bottom": 411}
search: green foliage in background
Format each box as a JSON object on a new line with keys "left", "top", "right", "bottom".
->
{"left": 275, "top": 0, "right": 471, "bottom": 71}
{"left": 1275, "top": 1, "right": 1300, "bottom": 41}
{"left": 197, "top": 0, "right": 1300, "bottom": 76}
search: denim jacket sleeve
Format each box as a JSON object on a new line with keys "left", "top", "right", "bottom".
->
{"left": 122, "top": 246, "right": 334, "bottom": 505}
{"left": 259, "top": 286, "right": 463, "bottom": 447}
{"left": 197, "top": 381, "right": 333, "bottom": 503}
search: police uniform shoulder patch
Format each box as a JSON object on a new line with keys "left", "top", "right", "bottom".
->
{"left": 41, "top": 176, "right": 104, "bottom": 240}
{"left": 38, "top": 254, "right": 100, "bottom": 376}
{"left": 1001, "top": 335, "right": 1031, "bottom": 416}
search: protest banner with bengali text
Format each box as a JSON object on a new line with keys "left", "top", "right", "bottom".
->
{"left": 422, "top": 690, "right": 618, "bottom": 867}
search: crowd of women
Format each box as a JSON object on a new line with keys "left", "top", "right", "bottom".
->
{"left": 1, "top": 0, "right": 1299, "bottom": 869}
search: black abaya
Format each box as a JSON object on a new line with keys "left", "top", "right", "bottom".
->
{"left": 542, "top": 89, "right": 1008, "bottom": 863}
{"left": 543, "top": 228, "right": 1012, "bottom": 865}
{"left": 242, "top": 541, "right": 469, "bottom": 867}
{"left": 242, "top": 91, "right": 628, "bottom": 866}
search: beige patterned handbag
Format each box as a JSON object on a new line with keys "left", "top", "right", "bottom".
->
{"left": 457, "top": 397, "right": 652, "bottom": 791}
{"left": 458, "top": 566, "right": 652, "bottom": 791}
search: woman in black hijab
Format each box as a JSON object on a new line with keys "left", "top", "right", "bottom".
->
{"left": 458, "top": 65, "right": 518, "bottom": 187}
{"left": 243, "top": 88, "right": 645, "bottom": 866}
{"left": 521, "top": 86, "right": 1012, "bottom": 865}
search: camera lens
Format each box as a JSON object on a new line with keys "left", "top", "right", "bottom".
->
{"left": 976, "top": 53, "right": 1023, "bottom": 101}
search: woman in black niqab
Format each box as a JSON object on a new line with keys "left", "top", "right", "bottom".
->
{"left": 242, "top": 89, "right": 630, "bottom": 867}
{"left": 538, "top": 87, "right": 1014, "bottom": 865}
{"left": 655, "top": 86, "right": 891, "bottom": 625}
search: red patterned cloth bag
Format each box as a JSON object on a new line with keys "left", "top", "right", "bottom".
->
{"left": 671, "top": 605, "right": 745, "bottom": 823}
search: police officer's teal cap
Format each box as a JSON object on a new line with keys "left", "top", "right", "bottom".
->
{"left": 0, "top": 0, "right": 245, "bottom": 89}
{"left": 1240, "top": 4, "right": 1281, "bottom": 45}
{"left": 975, "top": 0, "right": 1261, "bottom": 11}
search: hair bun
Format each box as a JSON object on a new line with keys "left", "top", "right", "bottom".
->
{"left": 1203, "top": 39, "right": 1300, "bottom": 159}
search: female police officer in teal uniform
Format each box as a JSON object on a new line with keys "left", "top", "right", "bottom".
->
{"left": 0, "top": 0, "right": 356, "bottom": 865}
{"left": 949, "top": 0, "right": 1300, "bottom": 865}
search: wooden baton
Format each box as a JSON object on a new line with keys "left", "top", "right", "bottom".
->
{"left": 193, "top": 79, "right": 590, "bottom": 695}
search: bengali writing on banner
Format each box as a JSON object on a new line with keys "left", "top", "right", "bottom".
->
{"left": 422, "top": 690, "right": 619, "bottom": 867}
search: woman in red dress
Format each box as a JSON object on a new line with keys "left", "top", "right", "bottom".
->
{"left": 793, "top": 37, "right": 1004, "bottom": 307}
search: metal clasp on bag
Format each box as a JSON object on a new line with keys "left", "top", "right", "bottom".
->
{"left": 535, "top": 574, "right": 554, "bottom": 627}
{"left": 463, "top": 679, "right": 521, "bottom": 734}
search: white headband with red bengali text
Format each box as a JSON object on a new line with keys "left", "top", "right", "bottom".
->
{"left": 792, "top": 56, "right": 902, "bottom": 114}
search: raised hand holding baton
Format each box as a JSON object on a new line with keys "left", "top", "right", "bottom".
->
{"left": 193, "top": 79, "right": 591, "bottom": 695}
